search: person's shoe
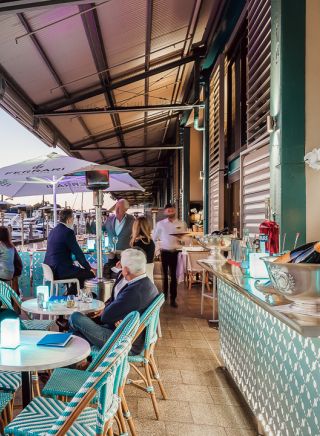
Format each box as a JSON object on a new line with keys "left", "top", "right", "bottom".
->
{"left": 56, "top": 318, "right": 69, "bottom": 331}
{"left": 170, "top": 300, "right": 178, "bottom": 308}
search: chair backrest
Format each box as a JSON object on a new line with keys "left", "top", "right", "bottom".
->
{"left": 0, "top": 280, "right": 15, "bottom": 310}
{"left": 134, "top": 293, "right": 165, "bottom": 350}
{"left": 146, "top": 263, "right": 154, "bottom": 282}
{"left": 46, "top": 336, "right": 132, "bottom": 436}
{"left": 88, "top": 311, "right": 140, "bottom": 371}
{"left": 32, "top": 251, "right": 46, "bottom": 290}
{"left": 18, "top": 252, "right": 31, "bottom": 297}
{"left": 187, "top": 250, "right": 210, "bottom": 271}
{"left": 41, "top": 263, "right": 54, "bottom": 282}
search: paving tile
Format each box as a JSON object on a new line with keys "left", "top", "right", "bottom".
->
{"left": 165, "top": 383, "right": 213, "bottom": 403}
{"left": 224, "top": 428, "right": 258, "bottom": 436}
{"left": 162, "top": 338, "right": 192, "bottom": 348}
{"left": 189, "top": 402, "right": 219, "bottom": 425}
{"left": 166, "top": 422, "right": 227, "bottom": 436}
{"left": 158, "top": 368, "right": 183, "bottom": 384}
{"left": 208, "top": 340, "right": 221, "bottom": 351}
{"left": 154, "top": 346, "right": 176, "bottom": 357}
{"left": 214, "top": 404, "right": 255, "bottom": 429}
{"left": 202, "top": 331, "right": 220, "bottom": 341}
{"left": 134, "top": 418, "right": 167, "bottom": 436}
{"left": 173, "top": 347, "right": 215, "bottom": 359}
{"left": 180, "top": 369, "right": 231, "bottom": 387}
{"left": 157, "top": 356, "right": 197, "bottom": 371}
{"left": 189, "top": 339, "right": 212, "bottom": 349}
{"left": 137, "top": 398, "right": 193, "bottom": 423}
{"left": 209, "top": 387, "right": 247, "bottom": 406}
{"left": 169, "top": 329, "right": 205, "bottom": 339}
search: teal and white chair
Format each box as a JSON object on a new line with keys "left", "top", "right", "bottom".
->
{"left": 0, "top": 281, "right": 54, "bottom": 397}
{"left": 126, "top": 293, "right": 167, "bottom": 420}
{"left": 5, "top": 336, "right": 132, "bottom": 436}
{"left": 31, "top": 251, "right": 46, "bottom": 292}
{"left": 0, "top": 281, "right": 54, "bottom": 331}
{"left": 42, "top": 311, "right": 140, "bottom": 436}
{"left": 18, "top": 252, "right": 31, "bottom": 297}
{"left": 0, "top": 392, "right": 13, "bottom": 435}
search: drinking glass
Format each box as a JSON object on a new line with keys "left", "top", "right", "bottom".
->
{"left": 37, "top": 293, "right": 44, "bottom": 309}
{"left": 84, "top": 291, "right": 93, "bottom": 303}
{"left": 67, "top": 295, "right": 76, "bottom": 308}
{"left": 112, "top": 236, "right": 118, "bottom": 252}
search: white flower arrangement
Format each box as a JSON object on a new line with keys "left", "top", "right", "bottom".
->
{"left": 304, "top": 148, "right": 320, "bottom": 170}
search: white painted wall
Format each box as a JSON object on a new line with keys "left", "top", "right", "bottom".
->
{"left": 305, "top": 0, "right": 320, "bottom": 241}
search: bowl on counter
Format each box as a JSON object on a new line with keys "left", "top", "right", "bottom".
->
{"left": 196, "top": 235, "right": 231, "bottom": 260}
{"left": 263, "top": 257, "right": 320, "bottom": 312}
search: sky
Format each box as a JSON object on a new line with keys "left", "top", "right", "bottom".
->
{"left": 0, "top": 109, "right": 114, "bottom": 211}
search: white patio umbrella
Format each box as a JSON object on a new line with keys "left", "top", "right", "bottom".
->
{"left": 0, "top": 153, "right": 143, "bottom": 225}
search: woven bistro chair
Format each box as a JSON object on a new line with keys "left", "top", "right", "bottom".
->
{"left": 185, "top": 250, "right": 210, "bottom": 290}
{"left": 42, "top": 311, "right": 140, "bottom": 436}
{"left": 0, "top": 392, "right": 13, "bottom": 435}
{"left": 4, "top": 336, "right": 132, "bottom": 436}
{"left": 0, "top": 281, "right": 55, "bottom": 331}
{"left": 0, "top": 281, "right": 55, "bottom": 398}
{"left": 126, "top": 293, "right": 167, "bottom": 420}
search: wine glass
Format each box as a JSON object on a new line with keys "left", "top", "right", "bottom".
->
{"left": 112, "top": 236, "right": 118, "bottom": 252}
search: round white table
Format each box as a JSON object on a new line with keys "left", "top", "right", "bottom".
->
{"left": 21, "top": 298, "right": 104, "bottom": 317}
{"left": 0, "top": 331, "right": 91, "bottom": 407}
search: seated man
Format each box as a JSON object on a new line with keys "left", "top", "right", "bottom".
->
{"left": 69, "top": 248, "right": 159, "bottom": 355}
{"left": 44, "top": 208, "right": 95, "bottom": 295}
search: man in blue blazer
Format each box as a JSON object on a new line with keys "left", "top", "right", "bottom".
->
{"left": 44, "top": 208, "right": 95, "bottom": 295}
{"left": 69, "top": 248, "right": 159, "bottom": 354}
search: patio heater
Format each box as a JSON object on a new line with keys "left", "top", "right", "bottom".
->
{"left": 84, "top": 170, "right": 110, "bottom": 299}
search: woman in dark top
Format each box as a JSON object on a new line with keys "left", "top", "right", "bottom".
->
{"left": 130, "top": 217, "right": 155, "bottom": 263}
{"left": 0, "top": 226, "right": 22, "bottom": 285}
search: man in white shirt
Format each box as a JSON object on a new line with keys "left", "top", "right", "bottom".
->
{"left": 153, "top": 204, "right": 187, "bottom": 307}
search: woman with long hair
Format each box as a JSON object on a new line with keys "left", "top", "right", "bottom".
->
{"left": 130, "top": 216, "right": 155, "bottom": 264}
{"left": 0, "top": 226, "right": 22, "bottom": 283}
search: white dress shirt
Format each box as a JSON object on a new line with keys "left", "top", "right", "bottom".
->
{"left": 153, "top": 218, "right": 187, "bottom": 250}
{"left": 113, "top": 272, "right": 147, "bottom": 299}
{"left": 113, "top": 277, "right": 127, "bottom": 299}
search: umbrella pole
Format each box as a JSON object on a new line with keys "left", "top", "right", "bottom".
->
{"left": 53, "top": 177, "right": 57, "bottom": 227}
{"left": 93, "top": 190, "right": 103, "bottom": 280}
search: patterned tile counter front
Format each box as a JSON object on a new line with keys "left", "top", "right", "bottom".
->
{"left": 199, "top": 260, "right": 320, "bottom": 436}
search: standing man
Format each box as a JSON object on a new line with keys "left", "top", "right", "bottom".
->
{"left": 153, "top": 203, "right": 187, "bottom": 308}
{"left": 103, "top": 199, "right": 135, "bottom": 278}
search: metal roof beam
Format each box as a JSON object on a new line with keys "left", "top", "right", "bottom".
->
{"left": 0, "top": 0, "right": 88, "bottom": 13}
{"left": 37, "top": 53, "right": 199, "bottom": 113}
{"left": 79, "top": 3, "right": 128, "bottom": 166}
{"left": 35, "top": 104, "right": 202, "bottom": 117}
{"left": 77, "top": 145, "right": 181, "bottom": 151}
{"left": 16, "top": 12, "right": 101, "bottom": 157}
{"left": 70, "top": 113, "right": 179, "bottom": 149}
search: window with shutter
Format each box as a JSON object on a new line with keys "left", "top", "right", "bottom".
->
{"left": 208, "top": 56, "right": 224, "bottom": 232}
{"left": 247, "top": 0, "right": 271, "bottom": 145}
{"left": 241, "top": 142, "right": 270, "bottom": 237}
{"left": 241, "top": 0, "right": 271, "bottom": 236}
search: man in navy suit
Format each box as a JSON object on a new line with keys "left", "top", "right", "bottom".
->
{"left": 44, "top": 208, "right": 95, "bottom": 295}
{"left": 69, "top": 248, "right": 159, "bottom": 354}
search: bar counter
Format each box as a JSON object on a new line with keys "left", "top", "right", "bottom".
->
{"left": 199, "top": 259, "right": 320, "bottom": 436}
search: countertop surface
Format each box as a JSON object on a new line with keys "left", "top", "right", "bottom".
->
{"left": 198, "top": 259, "right": 320, "bottom": 338}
